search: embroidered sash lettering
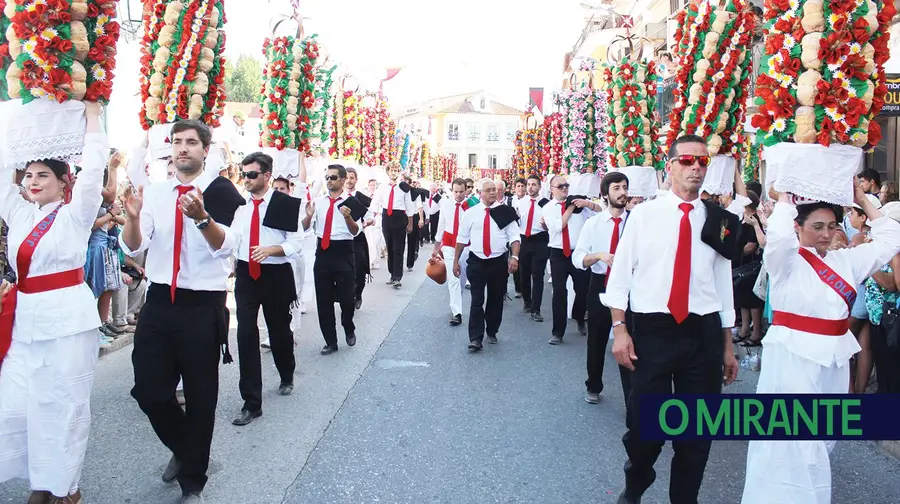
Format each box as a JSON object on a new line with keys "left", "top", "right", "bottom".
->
{"left": 798, "top": 248, "right": 857, "bottom": 310}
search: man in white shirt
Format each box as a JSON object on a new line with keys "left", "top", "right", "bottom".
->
{"left": 344, "top": 167, "right": 375, "bottom": 309}
{"left": 453, "top": 179, "right": 521, "bottom": 351}
{"left": 122, "top": 120, "right": 246, "bottom": 504}
{"left": 601, "top": 134, "right": 739, "bottom": 504}
{"left": 542, "top": 175, "right": 601, "bottom": 344}
{"left": 372, "top": 162, "right": 415, "bottom": 287}
{"left": 431, "top": 178, "right": 469, "bottom": 325}
{"left": 424, "top": 183, "right": 442, "bottom": 244}
{"left": 403, "top": 174, "right": 426, "bottom": 270}
{"left": 302, "top": 164, "right": 364, "bottom": 354}
{"left": 573, "top": 171, "right": 631, "bottom": 405}
{"left": 515, "top": 175, "right": 550, "bottom": 321}
{"left": 229, "top": 153, "right": 304, "bottom": 427}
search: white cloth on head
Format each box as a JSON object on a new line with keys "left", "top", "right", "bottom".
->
{"left": 2, "top": 99, "right": 86, "bottom": 171}
{"left": 263, "top": 147, "right": 301, "bottom": 179}
{"left": 0, "top": 329, "right": 100, "bottom": 496}
{"left": 700, "top": 155, "right": 736, "bottom": 196}
{"left": 766, "top": 142, "right": 862, "bottom": 206}
{"left": 610, "top": 166, "right": 659, "bottom": 198}
{"left": 600, "top": 191, "right": 736, "bottom": 327}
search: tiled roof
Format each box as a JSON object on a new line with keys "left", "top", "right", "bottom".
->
{"left": 395, "top": 92, "right": 524, "bottom": 118}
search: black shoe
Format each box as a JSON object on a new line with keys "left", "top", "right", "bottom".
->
{"left": 449, "top": 314, "right": 462, "bottom": 326}
{"left": 182, "top": 492, "right": 205, "bottom": 504}
{"left": 486, "top": 335, "right": 498, "bottom": 344}
{"left": 161, "top": 455, "right": 180, "bottom": 483}
{"left": 320, "top": 345, "right": 338, "bottom": 355}
{"left": 355, "top": 299, "right": 362, "bottom": 310}
{"left": 468, "top": 340, "right": 483, "bottom": 352}
{"left": 278, "top": 383, "right": 294, "bottom": 396}
{"left": 531, "top": 312, "right": 544, "bottom": 322}
{"left": 104, "top": 322, "right": 125, "bottom": 335}
{"left": 577, "top": 321, "right": 587, "bottom": 336}
{"left": 616, "top": 489, "right": 641, "bottom": 504}
{"left": 385, "top": 279, "right": 395, "bottom": 285}
{"left": 393, "top": 281, "right": 402, "bottom": 289}
{"left": 514, "top": 292, "right": 522, "bottom": 299}
{"left": 522, "top": 304, "right": 531, "bottom": 313}
{"left": 232, "top": 409, "right": 262, "bottom": 426}
{"left": 346, "top": 333, "right": 357, "bottom": 347}
{"left": 549, "top": 335, "right": 563, "bottom": 345}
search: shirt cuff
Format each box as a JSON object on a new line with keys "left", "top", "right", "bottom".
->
{"left": 719, "top": 310, "right": 736, "bottom": 328}
{"left": 118, "top": 233, "right": 144, "bottom": 257}
{"left": 208, "top": 225, "right": 237, "bottom": 258}
{"left": 280, "top": 241, "right": 298, "bottom": 258}
{"left": 599, "top": 293, "right": 626, "bottom": 311}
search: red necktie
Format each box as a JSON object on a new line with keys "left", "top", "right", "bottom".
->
{"left": 525, "top": 198, "right": 536, "bottom": 237}
{"left": 171, "top": 185, "right": 194, "bottom": 303}
{"left": 248, "top": 198, "right": 263, "bottom": 280}
{"left": 429, "top": 194, "right": 433, "bottom": 207}
{"left": 387, "top": 185, "right": 395, "bottom": 216}
{"left": 306, "top": 186, "right": 311, "bottom": 201}
{"left": 561, "top": 203, "right": 572, "bottom": 257}
{"left": 668, "top": 203, "right": 693, "bottom": 324}
{"left": 606, "top": 216, "right": 622, "bottom": 286}
{"left": 483, "top": 207, "right": 492, "bottom": 257}
{"left": 453, "top": 203, "right": 461, "bottom": 238}
{"left": 321, "top": 196, "right": 339, "bottom": 250}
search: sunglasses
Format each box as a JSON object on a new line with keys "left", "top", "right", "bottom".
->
{"left": 241, "top": 171, "right": 261, "bottom": 180}
{"left": 553, "top": 183, "right": 570, "bottom": 190}
{"left": 672, "top": 154, "right": 711, "bottom": 168}
{"left": 325, "top": 175, "right": 340, "bottom": 181}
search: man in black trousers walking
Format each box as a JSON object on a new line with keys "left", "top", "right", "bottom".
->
{"left": 344, "top": 167, "right": 375, "bottom": 309}
{"left": 373, "top": 161, "right": 414, "bottom": 288}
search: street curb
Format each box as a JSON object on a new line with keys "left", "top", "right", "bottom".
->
{"left": 876, "top": 440, "right": 900, "bottom": 461}
{"left": 99, "top": 333, "right": 134, "bottom": 357}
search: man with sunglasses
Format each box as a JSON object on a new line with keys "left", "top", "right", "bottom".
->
{"left": 542, "top": 175, "right": 601, "bottom": 345}
{"left": 302, "top": 164, "right": 365, "bottom": 355}
{"left": 229, "top": 153, "right": 304, "bottom": 427}
{"left": 601, "top": 135, "right": 740, "bottom": 504}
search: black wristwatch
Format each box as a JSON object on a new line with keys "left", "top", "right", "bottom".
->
{"left": 195, "top": 217, "right": 211, "bottom": 230}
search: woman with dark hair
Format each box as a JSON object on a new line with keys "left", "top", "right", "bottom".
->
{"left": 0, "top": 102, "right": 108, "bottom": 504}
{"left": 733, "top": 191, "right": 767, "bottom": 346}
{"left": 742, "top": 180, "right": 900, "bottom": 504}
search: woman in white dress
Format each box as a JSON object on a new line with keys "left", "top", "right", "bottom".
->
{"left": 0, "top": 101, "right": 107, "bottom": 504}
{"left": 742, "top": 181, "right": 900, "bottom": 504}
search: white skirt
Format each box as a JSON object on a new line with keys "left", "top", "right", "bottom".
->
{"left": 741, "top": 342, "right": 849, "bottom": 504}
{"left": 0, "top": 329, "right": 100, "bottom": 496}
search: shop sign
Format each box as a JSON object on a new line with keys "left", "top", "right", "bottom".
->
{"left": 881, "top": 74, "right": 900, "bottom": 116}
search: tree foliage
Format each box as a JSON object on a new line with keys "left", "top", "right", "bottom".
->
{"left": 224, "top": 54, "right": 262, "bottom": 104}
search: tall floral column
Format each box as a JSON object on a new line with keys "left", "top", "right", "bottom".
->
{"left": 310, "top": 62, "right": 335, "bottom": 157}
{"left": 667, "top": 0, "right": 756, "bottom": 195}
{"left": 602, "top": 56, "right": 663, "bottom": 198}
{"left": 753, "top": 0, "right": 894, "bottom": 205}
{"left": 558, "top": 63, "right": 610, "bottom": 179}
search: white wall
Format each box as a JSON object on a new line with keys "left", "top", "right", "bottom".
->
{"left": 441, "top": 112, "right": 518, "bottom": 169}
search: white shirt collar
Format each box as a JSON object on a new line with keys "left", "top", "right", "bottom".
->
{"left": 665, "top": 190, "right": 701, "bottom": 211}
{"left": 248, "top": 188, "right": 274, "bottom": 204}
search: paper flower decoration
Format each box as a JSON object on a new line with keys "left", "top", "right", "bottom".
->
{"left": 742, "top": 135, "right": 761, "bottom": 182}
{"left": 667, "top": 0, "right": 756, "bottom": 157}
{"left": 752, "top": 0, "right": 895, "bottom": 148}
{"left": 310, "top": 63, "right": 335, "bottom": 157}
{"left": 602, "top": 60, "right": 664, "bottom": 170}
{"left": 0, "top": 0, "right": 11, "bottom": 100}
{"left": 139, "top": 0, "right": 227, "bottom": 129}
{"left": 5, "top": 0, "right": 121, "bottom": 104}
{"left": 361, "top": 104, "right": 377, "bottom": 166}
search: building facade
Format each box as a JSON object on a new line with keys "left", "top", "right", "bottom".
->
{"left": 394, "top": 91, "right": 524, "bottom": 171}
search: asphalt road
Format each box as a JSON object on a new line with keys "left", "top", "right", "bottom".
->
{"left": 2, "top": 250, "right": 899, "bottom": 504}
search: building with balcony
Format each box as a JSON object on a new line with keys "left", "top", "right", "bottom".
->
{"left": 394, "top": 91, "right": 524, "bottom": 171}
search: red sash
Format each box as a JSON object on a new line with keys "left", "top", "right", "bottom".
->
{"left": 797, "top": 248, "right": 857, "bottom": 311}
{"left": 0, "top": 204, "right": 83, "bottom": 363}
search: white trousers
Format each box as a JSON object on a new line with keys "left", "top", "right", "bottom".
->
{"left": 741, "top": 342, "right": 848, "bottom": 504}
{"left": 298, "top": 235, "right": 317, "bottom": 304}
{"left": 365, "top": 225, "right": 383, "bottom": 268}
{"left": 290, "top": 254, "right": 305, "bottom": 332}
{"left": 0, "top": 330, "right": 100, "bottom": 496}
{"left": 442, "top": 246, "right": 468, "bottom": 317}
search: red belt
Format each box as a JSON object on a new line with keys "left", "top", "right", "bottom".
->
{"left": 771, "top": 310, "right": 849, "bottom": 336}
{"left": 441, "top": 231, "right": 457, "bottom": 248}
{"left": 0, "top": 268, "right": 85, "bottom": 362}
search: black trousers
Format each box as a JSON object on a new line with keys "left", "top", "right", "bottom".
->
{"left": 353, "top": 234, "right": 369, "bottom": 302}
{"left": 428, "top": 211, "right": 440, "bottom": 241}
{"left": 131, "top": 284, "right": 229, "bottom": 494}
{"left": 549, "top": 247, "right": 589, "bottom": 336}
{"left": 622, "top": 312, "right": 724, "bottom": 504}
{"left": 871, "top": 323, "right": 900, "bottom": 393}
{"left": 382, "top": 210, "right": 407, "bottom": 281}
{"left": 585, "top": 272, "right": 633, "bottom": 399}
{"left": 314, "top": 240, "right": 356, "bottom": 347}
{"left": 407, "top": 215, "right": 421, "bottom": 269}
{"left": 235, "top": 261, "right": 296, "bottom": 412}
{"left": 467, "top": 253, "right": 509, "bottom": 342}
{"left": 519, "top": 233, "right": 549, "bottom": 313}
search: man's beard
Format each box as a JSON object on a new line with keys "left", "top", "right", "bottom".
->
{"left": 175, "top": 157, "right": 202, "bottom": 173}
{"left": 609, "top": 196, "right": 627, "bottom": 209}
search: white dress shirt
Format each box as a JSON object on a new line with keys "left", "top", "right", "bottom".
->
{"left": 303, "top": 193, "right": 362, "bottom": 240}
{"left": 120, "top": 170, "right": 238, "bottom": 292}
{"left": 0, "top": 133, "right": 108, "bottom": 342}
{"left": 232, "top": 188, "right": 303, "bottom": 264}
{"left": 515, "top": 196, "right": 548, "bottom": 236}
{"left": 425, "top": 192, "right": 441, "bottom": 217}
{"left": 573, "top": 210, "right": 628, "bottom": 275}
{"left": 371, "top": 182, "right": 416, "bottom": 216}
{"left": 436, "top": 197, "right": 466, "bottom": 246}
{"left": 457, "top": 202, "right": 521, "bottom": 260}
{"left": 762, "top": 202, "right": 900, "bottom": 366}
{"left": 600, "top": 191, "right": 736, "bottom": 327}
{"left": 541, "top": 198, "right": 596, "bottom": 250}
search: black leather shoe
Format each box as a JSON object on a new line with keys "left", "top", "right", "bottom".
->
{"left": 449, "top": 314, "right": 462, "bottom": 326}
{"left": 531, "top": 312, "right": 544, "bottom": 322}
{"left": 354, "top": 299, "right": 362, "bottom": 310}
{"left": 577, "top": 321, "right": 587, "bottom": 336}
{"left": 346, "top": 333, "right": 357, "bottom": 347}
{"left": 468, "top": 340, "right": 483, "bottom": 352}
{"left": 486, "top": 335, "right": 498, "bottom": 344}
{"left": 320, "top": 345, "right": 338, "bottom": 355}
{"left": 231, "top": 409, "right": 262, "bottom": 426}
{"left": 162, "top": 455, "right": 180, "bottom": 483}
{"left": 616, "top": 489, "right": 641, "bottom": 504}
{"left": 182, "top": 492, "right": 205, "bottom": 503}
{"left": 278, "top": 383, "right": 294, "bottom": 396}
